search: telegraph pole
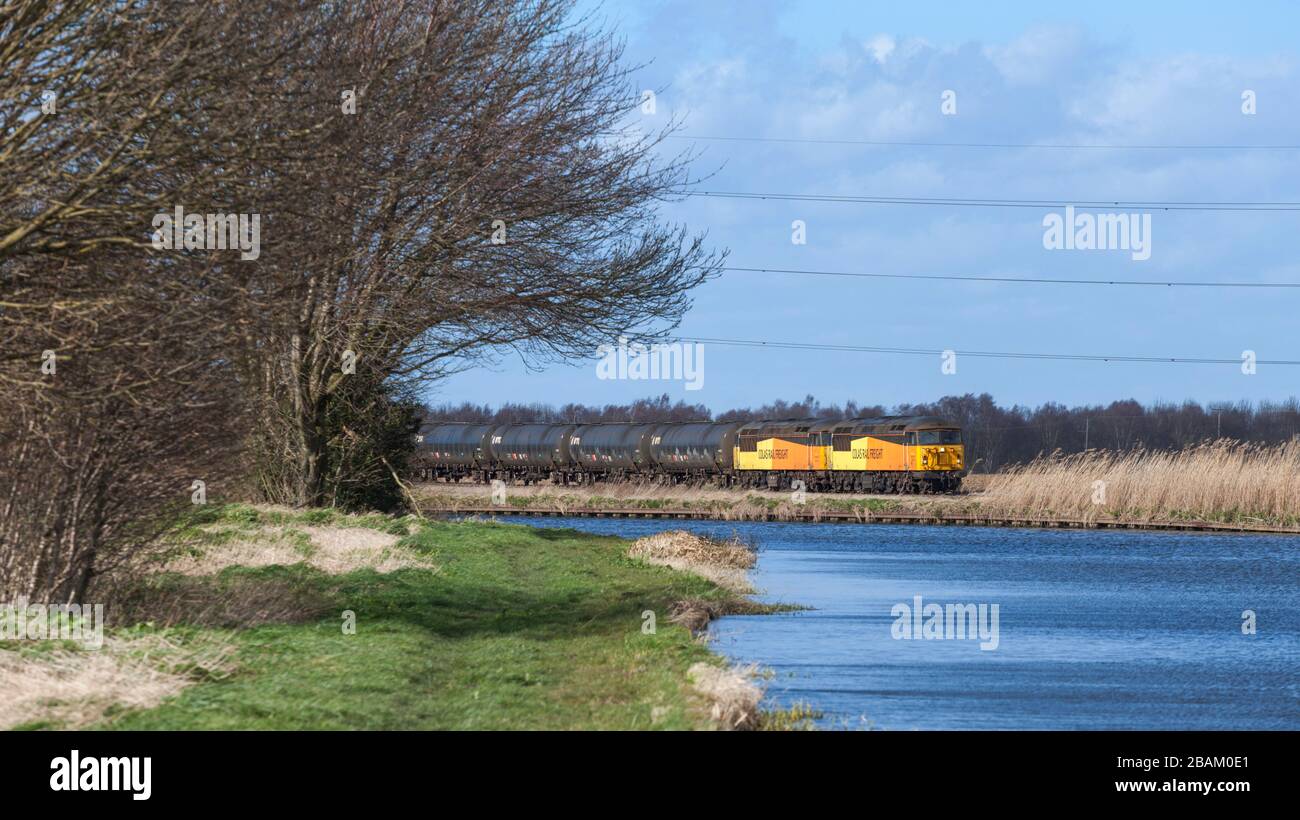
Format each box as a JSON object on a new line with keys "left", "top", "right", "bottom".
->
{"left": 1084, "top": 417, "right": 1090, "bottom": 451}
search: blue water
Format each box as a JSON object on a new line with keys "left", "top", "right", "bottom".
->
{"left": 495, "top": 515, "right": 1299, "bottom": 730}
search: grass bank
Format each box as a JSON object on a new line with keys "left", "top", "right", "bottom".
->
{"left": 3, "top": 505, "right": 796, "bottom": 731}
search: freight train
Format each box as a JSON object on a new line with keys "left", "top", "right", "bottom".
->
{"left": 413, "top": 415, "right": 965, "bottom": 493}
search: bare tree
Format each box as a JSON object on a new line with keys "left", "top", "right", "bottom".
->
{"left": 1, "top": 0, "right": 726, "bottom": 604}
{"left": 0, "top": 0, "right": 322, "bottom": 601}
{"left": 242, "top": 0, "right": 724, "bottom": 506}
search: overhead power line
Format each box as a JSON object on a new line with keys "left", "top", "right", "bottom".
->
{"left": 657, "top": 133, "right": 1300, "bottom": 151}
{"left": 721, "top": 266, "right": 1300, "bottom": 288}
{"left": 671, "top": 336, "right": 1300, "bottom": 366}
{"left": 685, "top": 190, "right": 1300, "bottom": 212}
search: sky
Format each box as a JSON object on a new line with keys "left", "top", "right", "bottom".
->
{"left": 433, "top": 0, "right": 1300, "bottom": 414}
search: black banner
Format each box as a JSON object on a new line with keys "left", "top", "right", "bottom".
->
{"left": 4, "top": 730, "right": 1287, "bottom": 807}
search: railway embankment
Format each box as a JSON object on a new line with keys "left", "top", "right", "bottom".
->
{"left": 416, "top": 453, "right": 1300, "bottom": 534}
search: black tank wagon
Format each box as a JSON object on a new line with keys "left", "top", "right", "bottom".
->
{"left": 486, "top": 423, "right": 576, "bottom": 483}
{"left": 647, "top": 421, "right": 742, "bottom": 483}
{"left": 414, "top": 422, "right": 494, "bottom": 481}
{"left": 567, "top": 423, "right": 659, "bottom": 482}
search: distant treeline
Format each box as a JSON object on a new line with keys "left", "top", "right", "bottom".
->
{"left": 422, "top": 393, "right": 1300, "bottom": 472}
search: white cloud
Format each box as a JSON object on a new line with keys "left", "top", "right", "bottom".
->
{"left": 984, "top": 24, "right": 1087, "bottom": 86}
{"left": 865, "top": 34, "right": 896, "bottom": 64}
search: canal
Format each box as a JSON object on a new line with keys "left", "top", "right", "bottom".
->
{"left": 496, "top": 516, "right": 1298, "bottom": 730}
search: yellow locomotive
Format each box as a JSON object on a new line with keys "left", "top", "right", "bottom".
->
{"left": 733, "top": 415, "right": 964, "bottom": 493}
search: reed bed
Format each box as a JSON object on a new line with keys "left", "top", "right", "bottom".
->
{"left": 980, "top": 439, "right": 1300, "bottom": 525}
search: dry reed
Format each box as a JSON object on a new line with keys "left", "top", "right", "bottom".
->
{"left": 981, "top": 439, "right": 1300, "bottom": 524}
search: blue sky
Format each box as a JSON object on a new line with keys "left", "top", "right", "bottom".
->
{"left": 434, "top": 0, "right": 1300, "bottom": 413}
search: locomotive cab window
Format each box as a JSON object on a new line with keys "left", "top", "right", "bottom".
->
{"left": 917, "top": 430, "right": 962, "bottom": 445}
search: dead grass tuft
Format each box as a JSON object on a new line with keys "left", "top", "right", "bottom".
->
{"left": 629, "top": 530, "right": 757, "bottom": 593}
{"left": 669, "top": 598, "right": 728, "bottom": 633}
{"left": 630, "top": 530, "right": 757, "bottom": 568}
{"left": 165, "top": 524, "right": 434, "bottom": 576}
{"left": 300, "top": 525, "right": 429, "bottom": 574}
{"left": 688, "top": 662, "right": 762, "bottom": 730}
{"left": 0, "top": 633, "right": 237, "bottom": 730}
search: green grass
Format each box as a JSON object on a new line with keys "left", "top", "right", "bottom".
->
{"left": 172, "top": 502, "right": 418, "bottom": 537}
{"left": 101, "top": 515, "right": 747, "bottom": 730}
